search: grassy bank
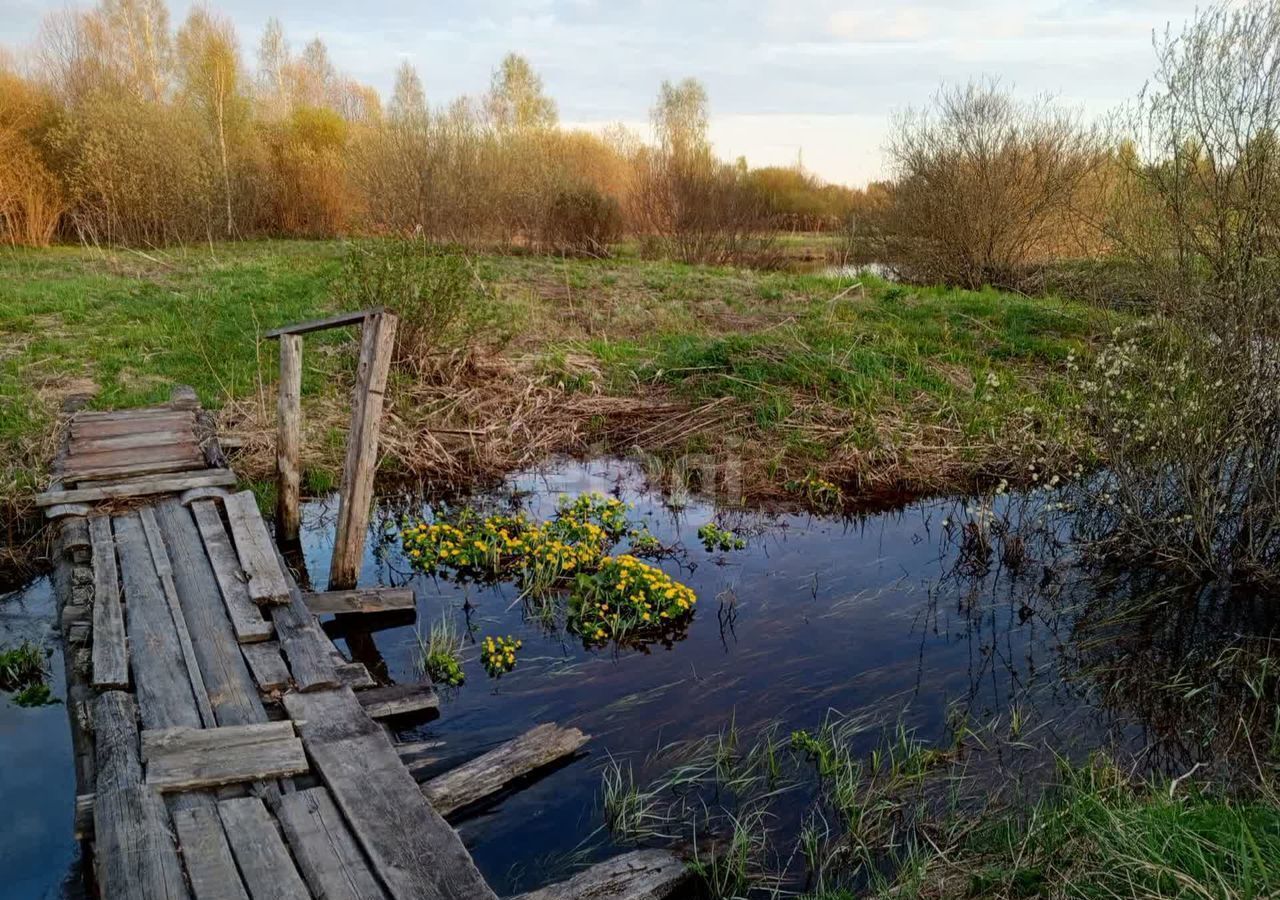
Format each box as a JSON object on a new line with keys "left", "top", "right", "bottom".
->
{"left": 0, "top": 239, "right": 1119, "bottom": 520}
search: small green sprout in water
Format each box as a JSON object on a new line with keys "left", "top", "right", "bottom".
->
{"left": 416, "top": 619, "right": 465, "bottom": 687}
{"left": 13, "top": 683, "right": 56, "bottom": 708}
{"left": 481, "top": 635, "right": 521, "bottom": 677}
{"left": 697, "top": 522, "right": 746, "bottom": 552}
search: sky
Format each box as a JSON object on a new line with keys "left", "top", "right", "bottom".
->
{"left": 0, "top": 0, "right": 1212, "bottom": 186}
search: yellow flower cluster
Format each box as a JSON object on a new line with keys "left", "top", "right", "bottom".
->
{"left": 571, "top": 555, "right": 697, "bottom": 642}
{"left": 481, "top": 635, "right": 521, "bottom": 677}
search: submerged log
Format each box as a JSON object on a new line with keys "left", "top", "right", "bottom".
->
{"left": 421, "top": 723, "right": 589, "bottom": 816}
{"left": 508, "top": 849, "right": 690, "bottom": 900}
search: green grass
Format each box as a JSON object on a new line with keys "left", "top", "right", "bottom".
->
{"left": 0, "top": 239, "right": 1121, "bottom": 513}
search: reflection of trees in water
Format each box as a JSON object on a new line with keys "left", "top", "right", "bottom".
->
{"left": 928, "top": 488, "right": 1280, "bottom": 785}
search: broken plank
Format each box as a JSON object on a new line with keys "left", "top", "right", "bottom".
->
{"left": 357, "top": 683, "right": 439, "bottom": 720}
{"left": 336, "top": 661, "right": 377, "bottom": 690}
{"left": 283, "top": 688, "right": 497, "bottom": 900}
{"left": 172, "top": 806, "right": 250, "bottom": 900}
{"left": 508, "top": 849, "right": 690, "bottom": 900}
{"left": 140, "top": 507, "right": 217, "bottom": 729}
{"left": 223, "top": 491, "right": 291, "bottom": 605}
{"left": 36, "top": 470, "right": 238, "bottom": 506}
{"left": 143, "top": 722, "right": 307, "bottom": 792}
{"left": 90, "top": 516, "right": 129, "bottom": 690}
{"left": 153, "top": 499, "right": 269, "bottom": 726}
{"left": 422, "top": 723, "right": 589, "bottom": 816}
{"left": 269, "top": 541, "right": 339, "bottom": 691}
{"left": 217, "top": 797, "right": 311, "bottom": 900}
{"left": 73, "top": 412, "right": 193, "bottom": 436}
{"left": 114, "top": 513, "right": 203, "bottom": 730}
{"left": 241, "top": 641, "right": 291, "bottom": 692}
{"left": 276, "top": 788, "right": 388, "bottom": 900}
{"left": 305, "top": 587, "right": 415, "bottom": 615}
{"left": 190, "top": 500, "right": 274, "bottom": 644}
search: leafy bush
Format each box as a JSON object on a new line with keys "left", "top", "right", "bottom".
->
{"left": 335, "top": 237, "right": 479, "bottom": 367}
{"left": 541, "top": 186, "right": 621, "bottom": 255}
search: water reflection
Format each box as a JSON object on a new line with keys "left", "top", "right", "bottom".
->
{"left": 0, "top": 577, "right": 80, "bottom": 900}
{"left": 286, "top": 457, "right": 1279, "bottom": 895}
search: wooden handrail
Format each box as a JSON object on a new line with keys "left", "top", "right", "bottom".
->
{"left": 269, "top": 309, "right": 398, "bottom": 592}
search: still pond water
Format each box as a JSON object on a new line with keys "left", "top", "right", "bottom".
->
{"left": 0, "top": 455, "right": 1213, "bottom": 897}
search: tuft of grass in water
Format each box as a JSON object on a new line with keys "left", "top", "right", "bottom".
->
{"left": 415, "top": 618, "right": 465, "bottom": 687}
{"left": 0, "top": 640, "right": 46, "bottom": 691}
{"left": 0, "top": 640, "right": 55, "bottom": 706}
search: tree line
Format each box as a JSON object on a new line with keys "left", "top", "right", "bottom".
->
{"left": 0, "top": 0, "right": 860, "bottom": 259}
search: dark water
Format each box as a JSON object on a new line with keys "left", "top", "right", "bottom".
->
{"left": 0, "top": 577, "right": 80, "bottom": 900}
{"left": 293, "top": 458, "right": 1124, "bottom": 895}
{"left": 1, "top": 456, "right": 1260, "bottom": 896}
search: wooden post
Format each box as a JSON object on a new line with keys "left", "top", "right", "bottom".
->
{"left": 276, "top": 334, "right": 303, "bottom": 543}
{"left": 328, "top": 312, "right": 397, "bottom": 589}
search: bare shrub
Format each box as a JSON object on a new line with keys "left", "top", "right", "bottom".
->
{"left": 883, "top": 79, "right": 1102, "bottom": 289}
{"left": 1108, "top": 1, "right": 1280, "bottom": 340}
{"left": 0, "top": 69, "right": 63, "bottom": 246}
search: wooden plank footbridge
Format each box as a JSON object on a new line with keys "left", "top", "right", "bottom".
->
{"left": 35, "top": 310, "right": 688, "bottom": 900}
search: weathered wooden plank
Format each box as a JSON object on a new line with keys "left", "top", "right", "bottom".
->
{"left": 93, "top": 691, "right": 191, "bottom": 900}
{"left": 113, "top": 513, "right": 203, "bottom": 730}
{"left": 90, "top": 516, "right": 129, "bottom": 690}
{"left": 276, "top": 787, "right": 389, "bottom": 900}
{"left": 277, "top": 332, "right": 303, "bottom": 543}
{"left": 67, "top": 457, "right": 205, "bottom": 484}
{"left": 508, "top": 850, "right": 690, "bottom": 900}
{"left": 73, "top": 411, "right": 193, "bottom": 437}
{"left": 190, "top": 500, "right": 274, "bottom": 644}
{"left": 223, "top": 491, "right": 291, "bottom": 605}
{"left": 75, "top": 405, "right": 192, "bottom": 422}
{"left": 241, "top": 641, "right": 291, "bottom": 692}
{"left": 154, "top": 500, "right": 269, "bottom": 726}
{"left": 217, "top": 797, "right": 311, "bottom": 900}
{"left": 305, "top": 587, "right": 415, "bottom": 615}
{"left": 283, "top": 688, "right": 497, "bottom": 900}
{"left": 264, "top": 307, "right": 385, "bottom": 338}
{"left": 422, "top": 724, "right": 589, "bottom": 816}
{"left": 70, "top": 431, "right": 197, "bottom": 454}
{"left": 36, "top": 470, "right": 238, "bottom": 506}
{"left": 329, "top": 312, "right": 398, "bottom": 589}
{"left": 143, "top": 723, "right": 307, "bottom": 792}
{"left": 172, "top": 806, "right": 251, "bottom": 900}
{"left": 357, "top": 683, "right": 439, "bottom": 720}
{"left": 140, "top": 507, "right": 217, "bottom": 728}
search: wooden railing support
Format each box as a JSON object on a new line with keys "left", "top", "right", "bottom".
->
{"left": 276, "top": 334, "right": 303, "bottom": 542}
{"left": 264, "top": 307, "right": 391, "bottom": 570}
{"left": 329, "top": 312, "right": 397, "bottom": 589}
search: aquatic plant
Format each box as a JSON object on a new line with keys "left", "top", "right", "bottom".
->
{"left": 416, "top": 618, "right": 465, "bottom": 687}
{"left": 12, "top": 683, "right": 55, "bottom": 708}
{"left": 697, "top": 522, "right": 745, "bottom": 552}
{"left": 570, "top": 555, "right": 696, "bottom": 642}
{"left": 399, "top": 494, "right": 696, "bottom": 643}
{"left": 787, "top": 475, "right": 843, "bottom": 511}
{"left": 481, "top": 635, "right": 521, "bottom": 677}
